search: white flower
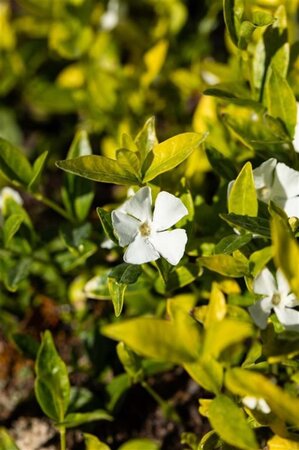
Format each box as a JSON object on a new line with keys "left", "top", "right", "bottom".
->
{"left": 249, "top": 267, "right": 299, "bottom": 330}
{"left": 252, "top": 158, "right": 299, "bottom": 218}
{"left": 111, "top": 186, "right": 188, "bottom": 265}
{"left": 0, "top": 187, "right": 23, "bottom": 224}
{"left": 293, "top": 102, "right": 299, "bottom": 153}
{"left": 242, "top": 396, "right": 271, "bottom": 414}
{"left": 100, "top": 0, "right": 121, "bottom": 30}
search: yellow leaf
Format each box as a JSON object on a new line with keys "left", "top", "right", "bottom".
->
{"left": 268, "top": 435, "right": 299, "bottom": 449}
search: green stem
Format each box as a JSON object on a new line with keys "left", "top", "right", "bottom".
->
{"left": 33, "top": 192, "right": 75, "bottom": 223}
{"left": 141, "top": 381, "right": 180, "bottom": 423}
{"left": 59, "top": 426, "right": 66, "bottom": 450}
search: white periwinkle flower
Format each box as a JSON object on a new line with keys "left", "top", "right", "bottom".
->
{"left": 249, "top": 267, "right": 299, "bottom": 330}
{"left": 253, "top": 158, "right": 299, "bottom": 218}
{"left": 111, "top": 186, "right": 188, "bottom": 265}
{"left": 242, "top": 396, "right": 271, "bottom": 414}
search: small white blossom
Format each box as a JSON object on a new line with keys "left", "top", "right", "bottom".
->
{"left": 249, "top": 267, "right": 299, "bottom": 330}
{"left": 242, "top": 396, "right": 271, "bottom": 414}
{"left": 253, "top": 158, "right": 299, "bottom": 218}
{"left": 293, "top": 102, "right": 299, "bottom": 153}
{"left": 0, "top": 187, "right": 23, "bottom": 224}
{"left": 100, "top": 0, "right": 121, "bottom": 30}
{"left": 111, "top": 186, "right": 188, "bottom": 265}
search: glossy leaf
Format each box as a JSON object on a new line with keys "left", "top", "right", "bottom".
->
{"left": 199, "top": 254, "right": 249, "bottom": 277}
{"left": 28, "top": 151, "right": 48, "bottom": 191}
{"left": 214, "top": 234, "right": 252, "bottom": 255}
{"left": 271, "top": 213, "right": 299, "bottom": 297}
{"left": 107, "top": 278, "right": 127, "bottom": 317}
{"left": 220, "top": 213, "right": 271, "bottom": 237}
{"left": 142, "top": 132, "right": 207, "bottom": 182}
{"left": 228, "top": 162, "right": 257, "bottom": 217}
{"left": 35, "top": 330, "right": 70, "bottom": 422}
{"left": 102, "top": 317, "right": 200, "bottom": 364}
{"left": 84, "top": 433, "right": 111, "bottom": 450}
{"left": 118, "top": 439, "right": 160, "bottom": 450}
{"left": 223, "top": 0, "right": 244, "bottom": 46}
{"left": 268, "top": 436, "right": 299, "bottom": 449}
{"left": 3, "top": 214, "right": 24, "bottom": 246}
{"left": 116, "top": 149, "right": 141, "bottom": 180}
{"left": 108, "top": 263, "right": 142, "bottom": 285}
{"left": 206, "top": 147, "right": 237, "bottom": 180}
{"left": 205, "top": 283, "right": 227, "bottom": 328}
{"left": 208, "top": 395, "right": 259, "bottom": 449}
{"left": 184, "top": 357, "right": 223, "bottom": 394}
{"left": 265, "top": 69, "right": 296, "bottom": 137}
{"left": 0, "top": 137, "right": 32, "bottom": 185}
{"left": 60, "top": 410, "right": 112, "bottom": 428}
{"left": 56, "top": 155, "right": 139, "bottom": 186}
{"left": 96, "top": 207, "right": 117, "bottom": 244}
{"left": 134, "top": 116, "right": 158, "bottom": 163}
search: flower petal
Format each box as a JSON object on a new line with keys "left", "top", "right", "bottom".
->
{"left": 284, "top": 293, "right": 299, "bottom": 308}
{"left": 274, "top": 305, "right": 299, "bottom": 328}
{"left": 253, "top": 158, "right": 276, "bottom": 190}
{"left": 153, "top": 191, "right": 188, "bottom": 231}
{"left": 120, "top": 186, "right": 152, "bottom": 222}
{"left": 280, "top": 197, "right": 299, "bottom": 218}
{"left": 273, "top": 162, "right": 299, "bottom": 200}
{"left": 111, "top": 210, "right": 140, "bottom": 247}
{"left": 248, "top": 298, "right": 272, "bottom": 329}
{"left": 124, "top": 234, "right": 160, "bottom": 264}
{"left": 293, "top": 103, "right": 299, "bottom": 153}
{"left": 150, "top": 229, "right": 187, "bottom": 265}
{"left": 253, "top": 268, "right": 276, "bottom": 296}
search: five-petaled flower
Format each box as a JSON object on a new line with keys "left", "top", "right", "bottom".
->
{"left": 252, "top": 158, "right": 299, "bottom": 218}
{"left": 249, "top": 267, "right": 299, "bottom": 330}
{"left": 111, "top": 186, "right": 188, "bottom": 265}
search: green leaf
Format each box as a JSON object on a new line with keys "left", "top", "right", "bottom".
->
{"left": 214, "top": 234, "right": 252, "bottom": 254}
{"left": 59, "top": 410, "right": 112, "bottom": 428}
{"left": 271, "top": 213, "right": 299, "bottom": 297}
{"left": 238, "top": 20, "right": 255, "bottom": 50}
{"left": 116, "top": 342, "right": 143, "bottom": 382}
{"left": 107, "top": 278, "right": 127, "bottom": 317}
{"left": 265, "top": 68, "right": 296, "bottom": 137}
{"left": 252, "top": 10, "right": 274, "bottom": 27}
{"left": 118, "top": 439, "right": 160, "bottom": 450}
{"left": 184, "top": 357, "right": 223, "bottom": 394}
{"left": 223, "top": 0, "right": 244, "bottom": 47}
{"left": 199, "top": 254, "right": 249, "bottom": 277}
{"left": 35, "top": 330, "right": 70, "bottom": 422}
{"left": 0, "top": 428, "right": 20, "bottom": 450}
{"left": 206, "top": 147, "right": 237, "bottom": 180}
{"left": 3, "top": 214, "right": 24, "bottom": 247}
{"left": 134, "top": 116, "right": 158, "bottom": 163}
{"left": 229, "top": 162, "right": 257, "bottom": 217}
{"left": 208, "top": 395, "right": 259, "bottom": 449}
{"left": 142, "top": 132, "right": 207, "bottom": 182}
{"left": 28, "top": 151, "right": 48, "bottom": 191}
{"left": 220, "top": 213, "right": 271, "bottom": 237}
{"left": 116, "top": 149, "right": 141, "bottom": 180}
{"left": 108, "top": 263, "right": 142, "bottom": 285}
{"left": 268, "top": 436, "right": 299, "bottom": 449}
{"left": 225, "top": 368, "right": 299, "bottom": 427}
{"left": 5, "top": 257, "right": 31, "bottom": 292}
{"left": 0, "top": 137, "right": 32, "bottom": 185}
{"left": 249, "top": 246, "right": 273, "bottom": 277}
{"left": 84, "top": 433, "right": 111, "bottom": 450}
{"left": 56, "top": 155, "right": 139, "bottom": 186}
{"left": 102, "top": 317, "right": 201, "bottom": 364}
{"left": 96, "top": 207, "right": 117, "bottom": 244}
{"left": 12, "top": 333, "right": 39, "bottom": 359}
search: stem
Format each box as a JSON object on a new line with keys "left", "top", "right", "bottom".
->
{"left": 59, "top": 426, "right": 66, "bottom": 450}
{"left": 33, "top": 192, "right": 75, "bottom": 223}
{"left": 141, "top": 381, "right": 180, "bottom": 423}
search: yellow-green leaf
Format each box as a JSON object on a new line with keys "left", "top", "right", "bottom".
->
{"left": 84, "top": 433, "right": 111, "bottom": 450}
{"left": 268, "top": 435, "right": 299, "bottom": 450}
{"left": 199, "top": 254, "right": 249, "bottom": 277}
{"left": 229, "top": 162, "right": 257, "bottom": 217}
{"left": 143, "top": 132, "right": 207, "bottom": 182}
{"left": 208, "top": 395, "right": 259, "bottom": 450}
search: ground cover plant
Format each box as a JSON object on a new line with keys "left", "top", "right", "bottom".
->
{"left": 1, "top": 0, "right": 299, "bottom": 449}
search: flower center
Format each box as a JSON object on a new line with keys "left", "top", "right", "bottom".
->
{"left": 271, "top": 293, "right": 281, "bottom": 306}
{"left": 139, "top": 222, "right": 151, "bottom": 237}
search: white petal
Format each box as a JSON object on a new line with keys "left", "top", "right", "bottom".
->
{"left": 273, "top": 163, "right": 299, "bottom": 200}
{"left": 276, "top": 269, "right": 291, "bottom": 297}
{"left": 257, "top": 399, "right": 271, "bottom": 414}
{"left": 150, "top": 229, "right": 187, "bottom": 265}
{"left": 124, "top": 234, "right": 160, "bottom": 264}
{"left": 111, "top": 210, "right": 140, "bottom": 247}
{"left": 253, "top": 268, "right": 276, "bottom": 296}
{"left": 293, "top": 103, "right": 299, "bottom": 152}
{"left": 153, "top": 191, "right": 188, "bottom": 231}
{"left": 253, "top": 158, "right": 276, "bottom": 190}
{"left": 284, "top": 293, "right": 299, "bottom": 308}
{"left": 280, "top": 197, "right": 299, "bottom": 218}
{"left": 274, "top": 306, "right": 299, "bottom": 327}
{"left": 248, "top": 298, "right": 272, "bottom": 329}
{"left": 120, "top": 186, "right": 152, "bottom": 222}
